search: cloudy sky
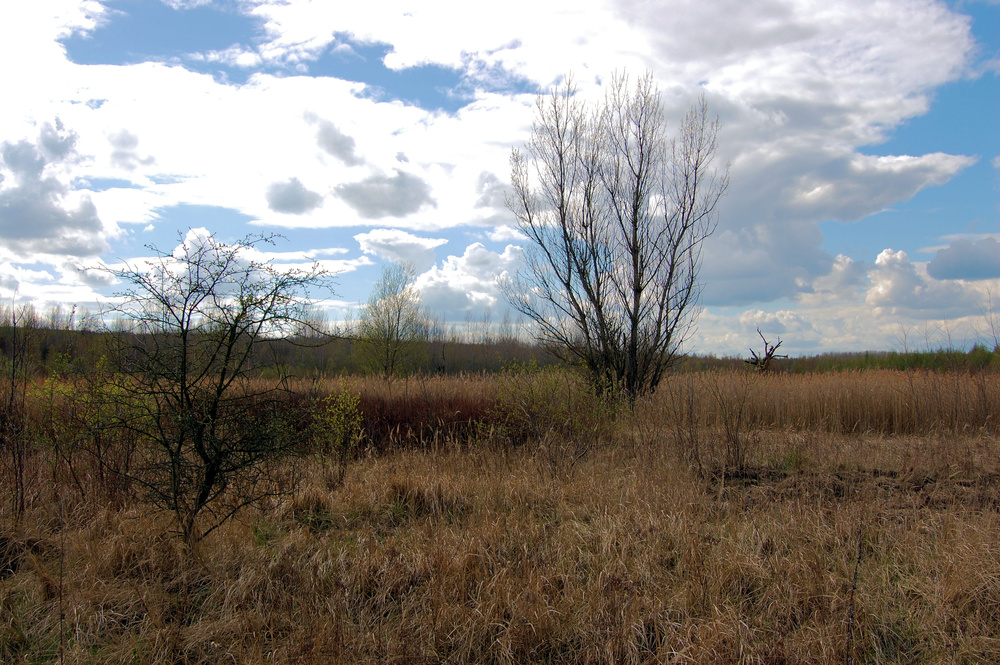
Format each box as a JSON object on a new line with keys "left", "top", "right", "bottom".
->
{"left": 0, "top": 0, "right": 997, "bottom": 355}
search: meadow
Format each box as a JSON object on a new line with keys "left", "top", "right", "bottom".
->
{"left": 2, "top": 364, "right": 1000, "bottom": 663}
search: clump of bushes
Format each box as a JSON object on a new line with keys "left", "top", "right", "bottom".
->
{"left": 490, "top": 362, "right": 619, "bottom": 476}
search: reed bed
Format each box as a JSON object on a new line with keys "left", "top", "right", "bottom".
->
{"left": 2, "top": 367, "right": 1000, "bottom": 663}
{"left": 655, "top": 368, "right": 1000, "bottom": 437}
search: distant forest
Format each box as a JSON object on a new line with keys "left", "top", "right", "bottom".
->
{"left": 2, "top": 304, "right": 997, "bottom": 378}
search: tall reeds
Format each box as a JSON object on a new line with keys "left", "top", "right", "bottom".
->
{"left": 2, "top": 366, "right": 1000, "bottom": 662}
{"left": 651, "top": 368, "right": 1000, "bottom": 437}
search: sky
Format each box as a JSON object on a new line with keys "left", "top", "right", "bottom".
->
{"left": 0, "top": 0, "right": 997, "bottom": 356}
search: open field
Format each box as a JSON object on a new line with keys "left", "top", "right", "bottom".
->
{"left": 2, "top": 368, "right": 1000, "bottom": 663}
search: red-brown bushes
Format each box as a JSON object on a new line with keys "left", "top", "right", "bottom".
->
{"left": 316, "top": 375, "right": 500, "bottom": 453}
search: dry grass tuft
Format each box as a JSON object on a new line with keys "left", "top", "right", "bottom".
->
{"left": 3, "top": 369, "right": 1000, "bottom": 662}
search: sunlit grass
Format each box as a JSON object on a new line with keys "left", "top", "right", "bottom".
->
{"left": 2, "top": 368, "right": 1000, "bottom": 663}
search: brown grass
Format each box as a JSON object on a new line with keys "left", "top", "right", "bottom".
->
{"left": 2, "top": 368, "right": 1000, "bottom": 663}
{"left": 661, "top": 368, "right": 1000, "bottom": 436}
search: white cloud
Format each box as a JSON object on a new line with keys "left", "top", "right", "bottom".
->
{"left": 693, "top": 243, "right": 1000, "bottom": 356}
{"left": 701, "top": 221, "right": 826, "bottom": 305}
{"left": 486, "top": 225, "right": 526, "bottom": 242}
{"left": 0, "top": 262, "right": 58, "bottom": 295}
{"left": 161, "top": 0, "right": 213, "bottom": 8}
{"left": 354, "top": 228, "right": 447, "bottom": 270}
{"left": 737, "top": 308, "right": 817, "bottom": 336}
{"left": 72, "top": 262, "right": 116, "bottom": 288}
{"left": 696, "top": 304, "right": 903, "bottom": 357}
{"left": 865, "top": 248, "right": 979, "bottom": 317}
{"left": 415, "top": 242, "right": 523, "bottom": 319}
{"left": 786, "top": 153, "right": 977, "bottom": 222}
{"left": 920, "top": 232, "right": 1000, "bottom": 253}
{"left": 0, "top": 0, "right": 988, "bottom": 353}
{"left": 800, "top": 254, "right": 867, "bottom": 304}
{"left": 475, "top": 171, "right": 510, "bottom": 209}
{"left": 248, "top": 0, "right": 647, "bottom": 84}
{"left": 188, "top": 45, "right": 263, "bottom": 69}
{"left": 702, "top": 148, "right": 976, "bottom": 305}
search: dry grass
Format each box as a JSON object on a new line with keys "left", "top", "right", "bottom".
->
{"left": 2, "top": 368, "right": 1000, "bottom": 663}
{"left": 658, "top": 368, "right": 1000, "bottom": 436}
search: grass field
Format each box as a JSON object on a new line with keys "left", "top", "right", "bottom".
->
{"left": 2, "top": 367, "right": 1000, "bottom": 663}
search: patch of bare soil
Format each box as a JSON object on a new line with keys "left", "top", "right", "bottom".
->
{"left": 710, "top": 467, "right": 1000, "bottom": 512}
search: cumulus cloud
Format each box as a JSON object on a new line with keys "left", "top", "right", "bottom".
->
{"left": 0, "top": 263, "right": 21, "bottom": 293}
{"left": 38, "top": 120, "right": 78, "bottom": 161}
{"left": 335, "top": 170, "right": 435, "bottom": 219}
{"left": 613, "top": 0, "right": 974, "bottom": 311}
{"left": 2, "top": 0, "right": 990, "bottom": 353}
{"left": 695, "top": 304, "right": 879, "bottom": 357}
{"left": 700, "top": 147, "right": 975, "bottom": 307}
{"left": 690, "top": 307, "right": 819, "bottom": 357}
{"left": 414, "top": 242, "right": 523, "bottom": 319}
{"left": 266, "top": 177, "right": 324, "bottom": 214}
{"left": 696, "top": 247, "right": 1000, "bottom": 357}
{"left": 354, "top": 228, "right": 447, "bottom": 270}
{"left": 865, "top": 248, "right": 977, "bottom": 317}
{"left": 0, "top": 123, "right": 107, "bottom": 257}
{"left": 486, "top": 225, "right": 526, "bottom": 242}
{"left": 0, "top": 261, "right": 66, "bottom": 297}
{"left": 72, "top": 262, "right": 117, "bottom": 288}
{"left": 927, "top": 238, "right": 1000, "bottom": 281}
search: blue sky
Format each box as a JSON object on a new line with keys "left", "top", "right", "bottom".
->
{"left": 0, "top": 0, "right": 997, "bottom": 355}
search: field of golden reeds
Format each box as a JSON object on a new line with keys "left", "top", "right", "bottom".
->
{"left": 3, "top": 367, "right": 1000, "bottom": 663}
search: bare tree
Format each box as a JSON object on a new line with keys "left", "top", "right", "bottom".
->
{"left": 102, "top": 231, "right": 333, "bottom": 546}
{"left": 358, "top": 262, "right": 429, "bottom": 379}
{"left": 502, "top": 72, "right": 728, "bottom": 401}
{"left": 745, "top": 328, "right": 787, "bottom": 372}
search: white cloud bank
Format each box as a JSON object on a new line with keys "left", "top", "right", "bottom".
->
{"left": 0, "top": 0, "right": 991, "bottom": 352}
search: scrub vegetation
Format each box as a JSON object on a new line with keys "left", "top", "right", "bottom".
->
{"left": 2, "top": 310, "right": 1000, "bottom": 663}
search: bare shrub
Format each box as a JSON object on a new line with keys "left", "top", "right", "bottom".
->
{"left": 662, "top": 371, "right": 705, "bottom": 474}
{"left": 0, "top": 305, "right": 37, "bottom": 523}
{"left": 707, "top": 368, "right": 760, "bottom": 473}
{"left": 492, "top": 362, "right": 617, "bottom": 478}
{"left": 99, "top": 231, "right": 333, "bottom": 546}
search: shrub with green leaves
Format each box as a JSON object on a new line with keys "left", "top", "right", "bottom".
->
{"left": 30, "top": 355, "right": 140, "bottom": 504}
{"left": 312, "top": 383, "right": 365, "bottom": 487}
